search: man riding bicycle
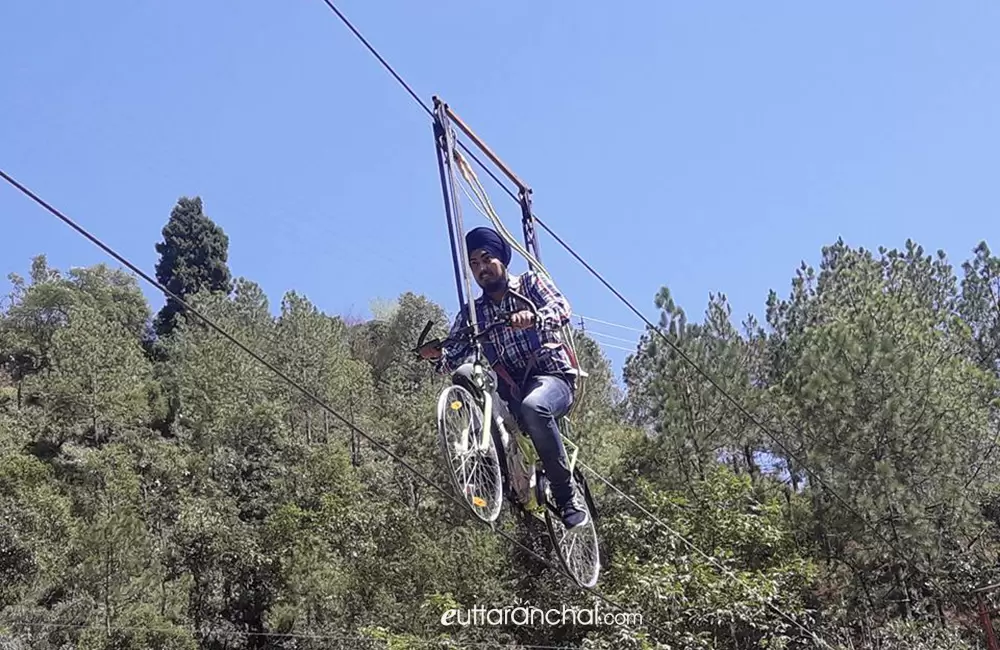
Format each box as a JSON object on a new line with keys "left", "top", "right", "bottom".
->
{"left": 418, "top": 226, "right": 590, "bottom": 529}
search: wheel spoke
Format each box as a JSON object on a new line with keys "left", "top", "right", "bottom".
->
{"left": 465, "top": 457, "right": 481, "bottom": 491}
{"left": 438, "top": 384, "right": 504, "bottom": 523}
{"left": 566, "top": 532, "right": 578, "bottom": 559}
{"left": 545, "top": 493, "right": 600, "bottom": 587}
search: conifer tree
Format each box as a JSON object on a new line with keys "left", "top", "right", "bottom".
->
{"left": 153, "top": 197, "right": 232, "bottom": 338}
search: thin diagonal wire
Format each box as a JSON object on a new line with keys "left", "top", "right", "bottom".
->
{"left": 528, "top": 212, "right": 937, "bottom": 588}
{"left": 317, "top": 0, "right": 430, "bottom": 116}
{"left": 576, "top": 460, "right": 830, "bottom": 648}
{"left": 587, "top": 330, "right": 639, "bottom": 346}
{"left": 0, "top": 620, "right": 590, "bottom": 648}
{"left": 315, "top": 0, "right": 516, "bottom": 203}
{"left": 0, "top": 167, "right": 632, "bottom": 618}
{"left": 594, "top": 342, "right": 637, "bottom": 353}
{"left": 575, "top": 313, "right": 647, "bottom": 333}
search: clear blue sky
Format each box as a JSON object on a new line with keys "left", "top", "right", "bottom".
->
{"left": 3, "top": 1, "right": 998, "bottom": 374}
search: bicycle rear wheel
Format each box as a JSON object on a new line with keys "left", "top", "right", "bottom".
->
{"left": 437, "top": 384, "right": 504, "bottom": 523}
{"left": 542, "top": 469, "right": 601, "bottom": 588}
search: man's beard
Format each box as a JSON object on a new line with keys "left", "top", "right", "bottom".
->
{"left": 479, "top": 270, "right": 507, "bottom": 294}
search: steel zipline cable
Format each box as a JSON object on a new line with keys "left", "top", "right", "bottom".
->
{"left": 0, "top": 168, "right": 632, "bottom": 620}
{"left": 311, "top": 0, "right": 931, "bottom": 594}
{"left": 0, "top": 164, "right": 832, "bottom": 645}
{"left": 313, "top": 0, "right": 526, "bottom": 218}
{"left": 292, "top": 8, "right": 832, "bottom": 644}
{"left": 0, "top": 3, "right": 853, "bottom": 644}
{"left": 9, "top": 0, "right": 854, "bottom": 643}
{"left": 0, "top": 620, "right": 596, "bottom": 649}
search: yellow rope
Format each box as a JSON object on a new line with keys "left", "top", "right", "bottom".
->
{"left": 454, "top": 149, "right": 551, "bottom": 279}
{"left": 451, "top": 146, "right": 587, "bottom": 385}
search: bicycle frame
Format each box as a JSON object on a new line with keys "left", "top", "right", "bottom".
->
{"left": 446, "top": 342, "right": 581, "bottom": 516}
{"left": 468, "top": 356, "right": 495, "bottom": 455}
{"left": 418, "top": 318, "right": 584, "bottom": 517}
{"left": 512, "top": 419, "right": 581, "bottom": 515}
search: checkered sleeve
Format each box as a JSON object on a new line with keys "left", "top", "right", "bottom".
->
{"left": 524, "top": 271, "right": 571, "bottom": 331}
{"left": 436, "top": 306, "right": 472, "bottom": 375}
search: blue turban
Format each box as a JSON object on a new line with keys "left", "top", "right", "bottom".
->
{"left": 465, "top": 227, "right": 512, "bottom": 266}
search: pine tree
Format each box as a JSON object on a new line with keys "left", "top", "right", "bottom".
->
{"left": 152, "top": 197, "right": 232, "bottom": 338}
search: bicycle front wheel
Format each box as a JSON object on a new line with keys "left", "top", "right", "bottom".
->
{"left": 437, "top": 384, "right": 504, "bottom": 523}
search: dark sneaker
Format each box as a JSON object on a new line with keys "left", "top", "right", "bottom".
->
{"left": 559, "top": 493, "right": 590, "bottom": 529}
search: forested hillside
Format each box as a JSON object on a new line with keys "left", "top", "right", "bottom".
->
{"left": 2, "top": 196, "right": 1000, "bottom": 649}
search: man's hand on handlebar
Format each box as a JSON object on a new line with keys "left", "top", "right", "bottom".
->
{"left": 418, "top": 343, "right": 443, "bottom": 361}
{"left": 413, "top": 309, "right": 535, "bottom": 362}
{"left": 509, "top": 310, "right": 536, "bottom": 331}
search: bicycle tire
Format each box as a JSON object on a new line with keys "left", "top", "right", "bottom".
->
{"left": 436, "top": 384, "right": 504, "bottom": 523}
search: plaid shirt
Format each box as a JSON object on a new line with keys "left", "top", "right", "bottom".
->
{"left": 438, "top": 270, "right": 576, "bottom": 384}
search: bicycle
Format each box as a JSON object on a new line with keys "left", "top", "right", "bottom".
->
{"left": 414, "top": 312, "right": 601, "bottom": 588}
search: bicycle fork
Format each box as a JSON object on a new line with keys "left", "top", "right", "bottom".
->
{"left": 455, "top": 390, "right": 499, "bottom": 454}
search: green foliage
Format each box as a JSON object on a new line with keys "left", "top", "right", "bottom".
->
{"left": 43, "top": 302, "right": 152, "bottom": 443}
{"left": 567, "top": 332, "right": 644, "bottom": 474}
{"left": 761, "top": 240, "right": 999, "bottom": 621}
{"left": 596, "top": 465, "right": 819, "bottom": 650}
{"left": 0, "top": 452, "right": 73, "bottom": 609}
{"left": 620, "top": 237, "right": 1000, "bottom": 644}
{"left": 76, "top": 606, "right": 198, "bottom": 650}
{"left": 959, "top": 240, "right": 1000, "bottom": 375}
{"left": 838, "top": 619, "right": 981, "bottom": 650}
{"left": 7, "top": 225, "right": 1000, "bottom": 649}
{"left": 623, "top": 288, "right": 764, "bottom": 490}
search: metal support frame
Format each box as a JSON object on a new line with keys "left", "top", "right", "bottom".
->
{"left": 975, "top": 582, "right": 1000, "bottom": 650}
{"left": 429, "top": 94, "right": 588, "bottom": 419}
{"left": 432, "top": 109, "right": 467, "bottom": 317}
{"left": 432, "top": 96, "right": 542, "bottom": 272}
{"left": 519, "top": 188, "right": 542, "bottom": 272}
{"left": 433, "top": 98, "right": 480, "bottom": 345}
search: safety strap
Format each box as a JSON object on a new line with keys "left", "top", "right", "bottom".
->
{"left": 474, "top": 299, "right": 522, "bottom": 402}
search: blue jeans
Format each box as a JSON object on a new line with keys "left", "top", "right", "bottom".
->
{"left": 452, "top": 364, "right": 576, "bottom": 505}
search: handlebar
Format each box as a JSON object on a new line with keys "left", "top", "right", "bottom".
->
{"left": 416, "top": 320, "right": 434, "bottom": 349}
{"left": 413, "top": 293, "right": 542, "bottom": 358}
{"left": 414, "top": 311, "right": 516, "bottom": 355}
